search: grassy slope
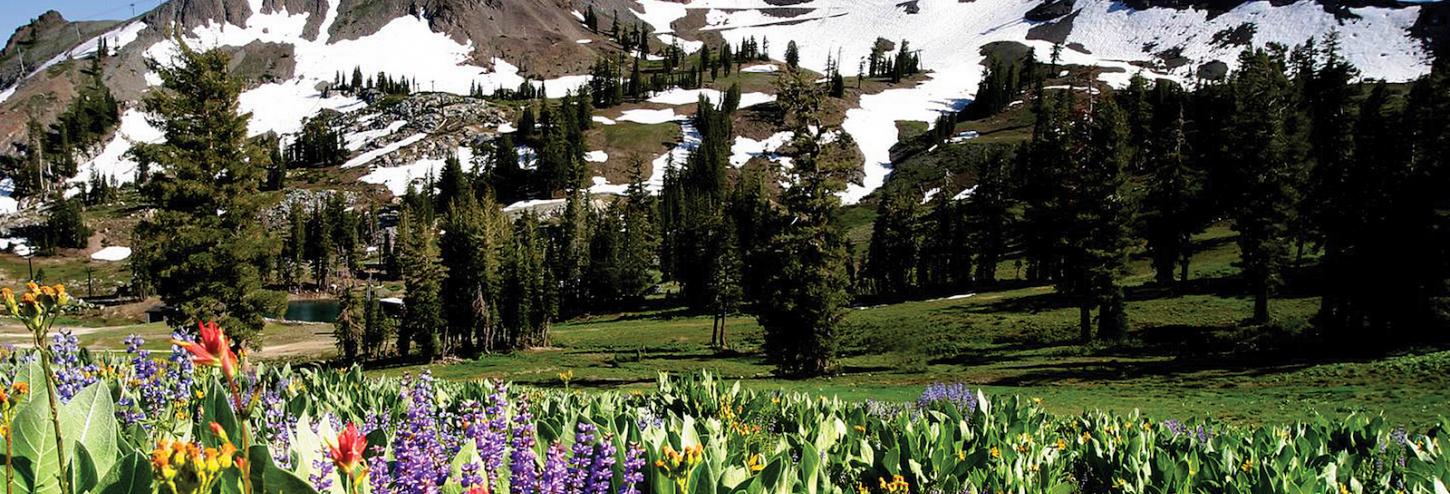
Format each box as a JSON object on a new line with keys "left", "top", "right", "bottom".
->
{"left": 375, "top": 224, "right": 1450, "bottom": 427}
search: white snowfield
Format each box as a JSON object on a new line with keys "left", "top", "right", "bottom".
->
{"left": 345, "top": 120, "right": 410, "bottom": 151}
{"left": 641, "top": 0, "right": 1429, "bottom": 202}
{"left": 730, "top": 131, "right": 795, "bottom": 168}
{"left": 617, "top": 108, "right": 685, "bottom": 124}
{"left": 360, "top": 146, "right": 475, "bottom": 196}
{"left": 342, "top": 133, "right": 429, "bottom": 169}
{"left": 0, "top": 178, "right": 16, "bottom": 215}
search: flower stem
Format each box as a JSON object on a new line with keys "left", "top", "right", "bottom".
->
{"left": 227, "top": 374, "right": 254, "bottom": 494}
{"left": 35, "top": 314, "right": 71, "bottom": 494}
{"left": 6, "top": 423, "right": 15, "bottom": 494}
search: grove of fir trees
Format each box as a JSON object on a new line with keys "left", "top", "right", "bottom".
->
{"left": 129, "top": 42, "right": 285, "bottom": 346}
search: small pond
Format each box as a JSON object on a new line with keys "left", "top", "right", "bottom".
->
{"left": 284, "top": 299, "right": 340, "bottom": 322}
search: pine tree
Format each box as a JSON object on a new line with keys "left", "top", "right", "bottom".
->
{"left": 492, "top": 134, "right": 528, "bottom": 203}
{"left": 503, "top": 214, "right": 554, "bottom": 348}
{"left": 1225, "top": 47, "right": 1304, "bottom": 324}
{"left": 307, "top": 199, "right": 335, "bottom": 289}
{"left": 398, "top": 209, "right": 446, "bottom": 360}
{"left": 334, "top": 286, "right": 364, "bottom": 362}
{"left": 552, "top": 187, "right": 592, "bottom": 317}
{"left": 440, "top": 193, "right": 486, "bottom": 354}
{"left": 38, "top": 196, "right": 91, "bottom": 252}
{"left": 1140, "top": 82, "right": 1205, "bottom": 287}
{"left": 756, "top": 71, "right": 854, "bottom": 376}
{"left": 619, "top": 157, "right": 659, "bottom": 303}
{"left": 130, "top": 42, "right": 284, "bottom": 346}
{"left": 785, "top": 40, "right": 800, "bottom": 70}
{"left": 436, "top": 152, "right": 469, "bottom": 215}
{"left": 284, "top": 203, "right": 309, "bottom": 289}
{"left": 1052, "top": 94, "right": 1135, "bottom": 341}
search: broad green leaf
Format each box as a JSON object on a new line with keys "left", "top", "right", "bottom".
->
{"left": 248, "top": 445, "right": 321, "bottom": 494}
{"left": 61, "top": 383, "right": 119, "bottom": 481}
{"left": 97, "top": 450, "right": 152, "bottom": 494}
{"left": 13, "top": 384, "right": 60, "bottom": 494}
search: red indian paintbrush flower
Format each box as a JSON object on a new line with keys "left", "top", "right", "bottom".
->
{"left": 327, "top": 423, "right": 367, "bottom": 473}
{"left": 465, "top": 487, "right": 490, "bottom": 494}
{"left": 174, "top": 321, "right": 239, "bottom": 379}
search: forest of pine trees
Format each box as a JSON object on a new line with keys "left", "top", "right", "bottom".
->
{"left": 863, "top": 38, "right": 1450, "bottom": 345}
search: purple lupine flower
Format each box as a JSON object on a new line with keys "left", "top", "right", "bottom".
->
{"left": 460, "top": 462, "right": 484, "bottom": 489}
{"left": 482, "top": 382, "right": 510, "bottom": 485}
{"left": 1162, "top": 419, "right": 1186, "bottom": 437}
{"left": 567, "top": 422, "right": 598, "bottom": 493}
{"left": 368, "top": 447, "right": 392, "bottom": 494}
{"left": 618, "top": 443, "right": 645, "bottom": 494}
{"left": 261, "top": 378, "right": 297, "bottom": 468}
{"left": 362, "top": 411, "right": 389, "bottom": 435}
{"left": 1194, "top": 425, "right": 1211, "bottom": 443}
{"left": 540, "top": 442, "right": 569, "bottom": 494}
{"left": 389, "top": 372, "right": 451, "bottom": 493}
{"left": 166, "top": 330, "right": 196, "bottom": 403}
{"left": 119, "top": 334, "right": 163, "bottom": 426}
{"left": 49, "top": 330, "right": 97, "bottom": 402}
{"left": 509, "top": 397, "right": 540, "bottom": 494}
{"left": 311, "top": 452, "right": 336, "bottom": 492}
{"left": 916, "top": 383, "right": 977, "bottom": 414}
{"left": 586, "top": 435, "right": 617, "bottom": 494}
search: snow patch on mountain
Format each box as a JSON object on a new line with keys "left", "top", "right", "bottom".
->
{"left": 70, "top": 109, "right": 164, "bottom": 189}
{"left": 237, "top": 80, "right": 364, "bottom": 136}
{"left": 360, "top": 146, "right": 476, "bottom": 195}
{"left": 650, "top": 119, "right": 701, "bottom": 192}
{"left": 730, "top": 131, "right": 794, "bottom": 167}
{"left": 647, "top": 88, "right": 776, "bottom": 107}
{"left": 618, "top": 108, "right": 685, "bottom": 124}
{"left": 141, "top": 0, "right": 597, "bottom": 137}
{"left": 345, "top": 121, "right": 409, "bottom": 151}
{"left": 1064, "top": 0, "right": 1426, "bottom": 82}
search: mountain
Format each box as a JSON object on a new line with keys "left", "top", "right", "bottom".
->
{"left": 0, "top": 0, "right": 1439, "bottom": 208}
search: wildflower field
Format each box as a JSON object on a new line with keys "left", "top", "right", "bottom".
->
{"left": 1, "top": 283, "right": 1449, "bottom": 494}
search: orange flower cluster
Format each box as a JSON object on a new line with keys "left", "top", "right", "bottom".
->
{"left": 1, "top": 382, "right": 30, "bottom": 441}
{"left": 2, "top": 283, "right": 68, "bottom": 326}
{"left": 655, "top": 443, "right": 704, "bottom": 492}
{"left": 149, "top": 438, "right": 239, "bottom": 494}
{"left": 878, "top": 474, "right": 910, "bottom": 493}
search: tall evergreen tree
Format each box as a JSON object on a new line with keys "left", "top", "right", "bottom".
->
{"left": 130, "top": 42, "right": 284, "bottom": 346}
{"left": 398, "top": 209, "right": 445, "bottom": 360}
{"left": 756, "top": 71, "right": 854, "bottom": 376}
{"left": 1225, "top": 47, "right": 1304, "bottom": 324}
{"left": 1140, "top": 83, "right": 1205, "bottom": 286}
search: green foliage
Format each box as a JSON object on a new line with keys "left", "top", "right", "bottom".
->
{"left": 129, "top": 41, "right": 283, "bottom": 346}
{"left": 398, "top": 209, "right": 445, "bottom": 360}
{"left": 36, "top": 197, "right": 91, "bottom": 253}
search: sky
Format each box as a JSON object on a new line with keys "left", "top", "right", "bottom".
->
{"left": 2, "top": 0, "right": 162, "bottom": 40}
